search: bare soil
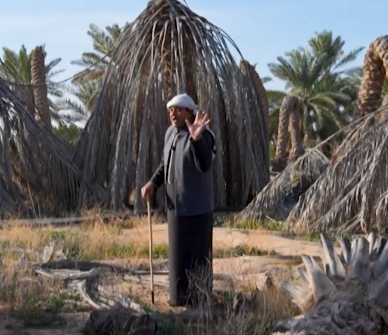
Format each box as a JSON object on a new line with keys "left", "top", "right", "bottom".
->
{"left": 123, "top": 224, "right": 321, "bottom": 256}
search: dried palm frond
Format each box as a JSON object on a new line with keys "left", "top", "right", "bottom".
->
{"left": 0, "top": 77, "right": 80, "bottom": 218}
{"left": 273, "top": 233, "right": 388, "bottom": 335}
{"left": 239, "top": 60, "right": 269, "bottom": 133}
{"left": 73, "top": 0, "right": 269, "bottom": 213}
{"left": 237, "top": 148, "right": 328, "bottom": 222}
{"left": 286, "top": 104, "right": 388, "bottom": 234}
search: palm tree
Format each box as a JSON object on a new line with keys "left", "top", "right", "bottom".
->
{"left": 71, "top": 23, "right": 129, "bottom": 84}
{"left": 308, "top": 30, "right": 364, "bottom": 120}
{"left": 0, "top": 45, "right": 64, "bottom": 122}
{"left": 58, "top": 77, "right": 103, "bottom": 121}
{"left": 308, "top": 30, "right": 364, "bottom": 77}
{"left": 271, "top": 95, "right": 292, "bottom": 172}
{"left": 61, "top": 23, "right": 130, "bottom": 116}
{"left": 268, "top": 37, "right": 360, "bottom": 147}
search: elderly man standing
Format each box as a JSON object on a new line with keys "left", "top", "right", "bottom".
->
{"left": 141, "top": 93, "right": 216, "bottom": 307}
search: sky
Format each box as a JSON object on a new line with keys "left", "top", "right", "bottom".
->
{"left": 0, "top": 0, "right": 387, "bottom": 91}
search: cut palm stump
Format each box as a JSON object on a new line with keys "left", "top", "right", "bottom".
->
{"left": 272, "top": 233, "right": 388, "bottom": 335}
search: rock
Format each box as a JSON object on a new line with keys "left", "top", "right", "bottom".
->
{"left": 42, "top": 242, "right": 56, "bottom": 263}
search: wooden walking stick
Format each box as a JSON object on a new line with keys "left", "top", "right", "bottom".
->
{"left": 147, "top": 200, "right": 155, "bottom": 305}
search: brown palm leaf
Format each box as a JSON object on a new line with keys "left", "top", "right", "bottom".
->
{"left": 286, "top": 104, "right": 388, "bottom": 234}
{"left": 0, "top": 77, "right": 81, "bottom": 218}
{"left": 237, "top": 148, "right": 328, "bottom": 222}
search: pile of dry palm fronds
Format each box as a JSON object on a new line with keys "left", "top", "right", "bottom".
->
{"left": 237, "top": 148, "right": 328, "bottom": 222}
{"left": 285, "top": 103, "right": 388, "bottom": 234}
{"left": 0, "top": 77, "right": 80, "bottom": 218}
{"left": 73, "top": 0, "right": 269, "bottom": 213}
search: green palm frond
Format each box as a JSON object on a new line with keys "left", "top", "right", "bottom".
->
{"left": 267, "top": 30, "right": 361, "bottom": 145}
{"left": 0, "top": 45, "right": 65, "bottom": 118}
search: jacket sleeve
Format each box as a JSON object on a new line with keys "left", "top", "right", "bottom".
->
{"left": 190, "top": 130, "right": 214, "bottom": 172}
{"left": 149, "top": 156, "right": 164, "bottom": 189}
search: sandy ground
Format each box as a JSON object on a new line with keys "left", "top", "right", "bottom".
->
{"left": 123, "top": 224, "right": 321, "bottom": 257}
{"left": 0, "top": 226, "right": 324, "bottom": 335}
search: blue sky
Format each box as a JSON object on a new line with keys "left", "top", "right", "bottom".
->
{"left": 0, "top": 0, "right": 387, "bottom": 91}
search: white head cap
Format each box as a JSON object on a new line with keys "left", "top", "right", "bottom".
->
{"left": 166, "top": 93, "right": 199, "bottom": 113}
{"left": 166, "top": 94, "right": 217, "bottom": 159}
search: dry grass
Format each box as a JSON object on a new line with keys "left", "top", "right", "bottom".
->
{"left": 156, "top": 266, "right": 297, "bottom": 335}
{"left": 0, "top": 218, "right": 299, "bottom": 334}
{"left": 0, "top": 218, "right": 278, "bottom": 261}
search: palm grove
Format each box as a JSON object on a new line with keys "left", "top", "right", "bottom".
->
{"left": 0, "top": 24, "right": 386, "bottom": 171}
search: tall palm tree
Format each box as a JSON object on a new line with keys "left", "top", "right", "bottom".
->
{"left": 268, "top": 45, "right": 356, "bottom": 147}
{"left": 58, "top": 77, "right": 103, "bottom": 121}
{"left": 271, "top": 95, "right": 292, "bottom": 172}
{"left": 71, "top": 23, "right": 129, "bottom": 84}
{"left": 308, "top": 30, "right": 364, "bottom": 120}
{"left": 0, "top": 45, "right": 64, "bottom": 122}
{"left": 308, "top": 30, "right": 364, "bottom": 77}
{"left": 61, "top": 23, "right": 130, "bottom": 116}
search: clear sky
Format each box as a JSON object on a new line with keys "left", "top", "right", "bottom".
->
{"left": 0, "top": 0, "right": 387, "bottom": 91}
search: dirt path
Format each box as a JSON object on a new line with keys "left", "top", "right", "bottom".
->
{"left": 123, "top": 224, "right": 321, "bottom": 257}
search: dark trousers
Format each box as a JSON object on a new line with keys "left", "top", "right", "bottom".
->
{"left": 167, "top": 210, "right": 213, "bottom": 307}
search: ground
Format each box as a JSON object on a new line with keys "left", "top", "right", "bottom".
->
{"left": 0, "top": 216, "right": 324, "bottom": 335}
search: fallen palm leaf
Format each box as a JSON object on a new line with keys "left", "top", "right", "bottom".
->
{"left": 237, "top": 148, "right": 328, "bottom": 222}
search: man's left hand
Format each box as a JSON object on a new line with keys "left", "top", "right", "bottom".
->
{"left": 186, "top": 112, "right": 211, "bottom": 141}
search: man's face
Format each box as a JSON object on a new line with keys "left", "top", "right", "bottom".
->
{"left": 168, "top": 106, "right": 192, "bottom": 128}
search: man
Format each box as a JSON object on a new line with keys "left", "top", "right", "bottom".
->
{"left": 141, "top": 93, "right": 216, "bottom": 307}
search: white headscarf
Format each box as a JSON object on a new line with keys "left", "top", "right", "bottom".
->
{"left": 167, "top": 93, "right": 216, "bottom": 159}
{"left": 166, "top": 93, "right": 197, "bottom": 112}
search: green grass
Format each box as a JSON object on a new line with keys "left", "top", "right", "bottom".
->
{"left": 230, "top": 218, "right": 357, "bottom": 244}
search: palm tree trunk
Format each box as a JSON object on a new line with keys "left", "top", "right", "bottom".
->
{"left": 358, "top": 35, "right": 388, "bottom": 116}
{"left": 288, "top": 97, "right": 304, "bottom": 162}
{"left": 272, "top": 96, "right": 294, "bottom": 172}
{"left": 31, "top": 46, "right": 51, "bottom": 131}
{"left": 303, "top": 105, "right": 315, "bottom": 147}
